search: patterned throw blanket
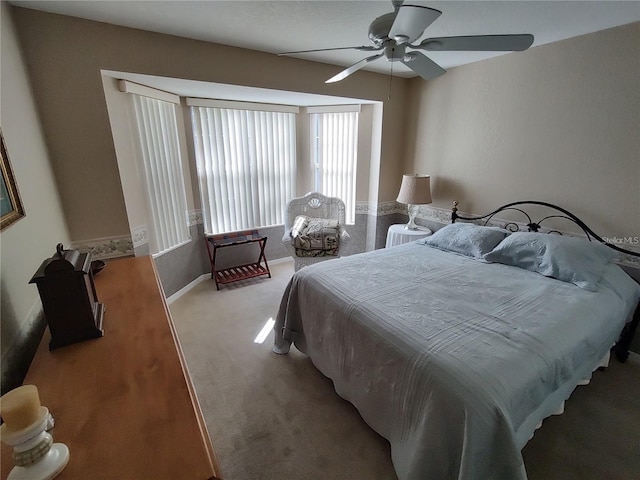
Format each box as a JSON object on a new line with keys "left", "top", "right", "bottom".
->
{"left": 291, "top": 215, "right": 340, "bottom": 257}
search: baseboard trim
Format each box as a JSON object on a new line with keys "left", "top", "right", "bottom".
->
{"left": 166, "top": 274, "right": 209, "bottom": 305}
{"left": 268, "top": 257, "right": 294, "bottom": 266}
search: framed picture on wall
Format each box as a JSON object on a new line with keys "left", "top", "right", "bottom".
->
{"left": 0, "top": 129, "right": 26, "bottom": 231}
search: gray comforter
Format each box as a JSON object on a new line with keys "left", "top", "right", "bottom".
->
{"left": 273, "top": 243, "right": 640, "bottom": 480}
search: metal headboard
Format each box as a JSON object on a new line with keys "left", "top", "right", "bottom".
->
{"left": 451, "top": 200, "right": 640, "bottom": 258}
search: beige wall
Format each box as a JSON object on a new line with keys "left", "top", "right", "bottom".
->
{"left": 1, "top": 2, "right": 71, "bottom": 384}
{"left": 404, "top": 22, "right": 640, "bottom": 237}
{"left": 11, "top": 7, "right": 409, "bottom": 242}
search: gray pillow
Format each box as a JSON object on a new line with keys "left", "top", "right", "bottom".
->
{"left": 484, "top": 232, "right": 618, "bottom": 291}
{"left": 420, "top": 223, "right": 509, "bottom": 259}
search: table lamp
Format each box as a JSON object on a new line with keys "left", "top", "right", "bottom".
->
{"left": 396, "top": 174, "right": 432, "bottom": 230}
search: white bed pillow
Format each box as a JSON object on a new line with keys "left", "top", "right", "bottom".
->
{"left": 420, "top": 223, "right": 509, "bottom": 259}
{"left": 484, "top": 232, "right": 619, "bottom": 291}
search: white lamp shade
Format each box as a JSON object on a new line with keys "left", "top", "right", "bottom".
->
{"left": 396, "top": 174, "right": 432, "bottom": 205}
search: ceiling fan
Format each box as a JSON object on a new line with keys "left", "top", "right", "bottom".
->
{"left": 278, "top": 1, "right": 534, "bottom": 83}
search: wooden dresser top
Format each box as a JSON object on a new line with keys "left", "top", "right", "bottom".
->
{"left": 1, "top": 256, "right": 221, "bottom": 480}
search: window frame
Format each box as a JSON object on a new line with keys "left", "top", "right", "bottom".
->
{"left": 188, "top": 99, "right": 298, "bottom": 235}
{"left": 308, "top": 106, "right": 360, "bottom": 225}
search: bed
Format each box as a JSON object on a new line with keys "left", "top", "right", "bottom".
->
{"left": 272, "top": 201, "right": 640, "bottom": 480}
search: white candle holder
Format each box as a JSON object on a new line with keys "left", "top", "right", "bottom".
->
{"left": 1, "top": 406, "right": 69, "bottom": 480}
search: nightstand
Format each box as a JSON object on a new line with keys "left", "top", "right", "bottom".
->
{"left": 385, "top": 224, "right": 432, "bottom": 248}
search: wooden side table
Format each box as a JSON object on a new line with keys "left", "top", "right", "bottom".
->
{"left": 385, "top": 224, "right": 432, "bottom": 248}
{"left": 205, "top": 230, "right": 271, "bottom": 290}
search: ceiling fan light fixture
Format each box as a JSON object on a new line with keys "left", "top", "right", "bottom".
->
{"left": 384, "top": 43, "right": 405, "bottom": 62}
{"left": 403, "top": 52, "right": 416, "bottom": 63}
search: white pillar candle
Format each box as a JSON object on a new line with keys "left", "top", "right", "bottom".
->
{"left": 0, "top": 384, "right": 42, "bottom": 432}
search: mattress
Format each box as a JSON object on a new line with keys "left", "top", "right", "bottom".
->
{"left": 273, "top": 242, "right": 640, "bottom": 480}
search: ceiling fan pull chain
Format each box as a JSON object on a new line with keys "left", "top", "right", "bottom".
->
{"left": 388, "top": 48, "right": 394, "bottom": 100}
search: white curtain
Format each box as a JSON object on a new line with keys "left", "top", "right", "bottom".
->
{"left": 190, "top": 107, "right": 296, "bottom": 234}
{"left": 131, "top": 95, "right": 191, "bottom": 254}
{"left": 312, "top": 111, "right": 358, "bottom": 224}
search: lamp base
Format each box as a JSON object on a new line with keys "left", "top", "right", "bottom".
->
{"left": 404, "top": 204, "right": 420, "bottom": 230}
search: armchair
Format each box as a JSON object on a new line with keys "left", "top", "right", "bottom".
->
{"left": 282, "top": 192, "right": 351, "bottom": 271}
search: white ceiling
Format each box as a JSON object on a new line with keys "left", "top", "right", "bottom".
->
{"left": 11, "top": 1, "right": 640, "bottom": 79}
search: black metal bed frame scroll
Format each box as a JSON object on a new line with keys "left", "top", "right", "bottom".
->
{"left": 450, "top": 200, "right": 640, "bottom": 363}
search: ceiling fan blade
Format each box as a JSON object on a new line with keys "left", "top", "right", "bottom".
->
{"left": 278, "top": 46, "right": 381, "bottom": 56}
{"left": 389, "top": 5, "right": 441, "bottom": 44}
{"left": 325, "top": 53, "right": 385, "bottom": 83}
{"left": 416, "top": 34, "right": 534, "bottom": 52}
{"left": 401, "top": 51, "right": 446, "bottom": 80}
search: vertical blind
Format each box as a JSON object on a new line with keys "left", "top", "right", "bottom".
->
{"left": 131, "top": 95, "right": 191, "bottom": 254}
{"left": 190, "top": 106, "right": 296, "bottom": 234}
{"left": 312, "top": 111, "right": 358, "bottom": 224}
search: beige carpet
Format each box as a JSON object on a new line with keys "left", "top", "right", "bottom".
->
{"left": 170, "top": 260, "right": 640, "bottom": 480}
